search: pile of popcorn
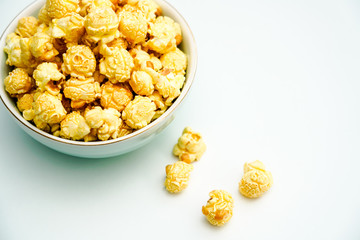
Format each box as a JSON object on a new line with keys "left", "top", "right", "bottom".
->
{"left": 3, "top": 0, "right": 187, "bottom": 141}
{"left": 164, "top": 127, "right": 273, "bottom": 227}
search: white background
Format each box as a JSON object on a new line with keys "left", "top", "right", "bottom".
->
{"left": 0, "top": 0, "right": 360, "bottom": 239}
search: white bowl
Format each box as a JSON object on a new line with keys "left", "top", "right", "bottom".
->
{"left": 0, "top": 0, "right": 197, "bottom": 158}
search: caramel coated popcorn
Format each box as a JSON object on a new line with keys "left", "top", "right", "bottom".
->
{"left": 239, "top": 160, "right": 273, "bottom": 198}
{"left": 202, "top": 190, "right": 234, "bottom": 226}
{"left": 173, "top": 127, "right": 206, "bottom": 164}
{"left": 3, "top": 0, "right": 187, "bottom": 141}
{"left": 164, "top": 161, "right": 194, "bottom": 193}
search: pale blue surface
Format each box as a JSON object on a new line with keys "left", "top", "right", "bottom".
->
{"left": 0, "top": 0, "right": 360, "bottom": 239}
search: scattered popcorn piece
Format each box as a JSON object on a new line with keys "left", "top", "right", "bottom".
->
{"left": 129, "top": 70, "right": 154, "bottom": 96}
{"left": 63, "top": 77, "right": 101, "bottom": 108}
{"left": 239, "top": 160, "right": 273, "bottom": 198}
{"left": 15, "top": 16, "right": 40, "bottom": 38}
{"left": 29, "top": 32, "right": 59, "bottom": 61}
{"left": 118, "top": 5, "right": 148, "bottom": 44}
{"left": 173, "top": 127, "right": 206, "bottom": 164}
{"left": 122, "top": 95, "right": 156, "bottom": 129}
{"left": 164, "top": 161, "right": 193, "bottom": 193}
{"left": 45, "top": 0, "right": 80, "bottom": 19}
{"left": 100, "top": 81, "right": 133, "bottom": 111}
{"left": 145, "top": 16, "right": 181, "bottom": 54}
{"left": 202, "top": 190, "right": 234, "bottom": 226}
{"left": 50, "top": 13, "right": 85, "bottom": 43}
{"left": 4, "top": 68, "right": 34, "bottom": 95}
{"left": 62, "top": 45, "right": 96, "bottom": 79}
{"left": 84, "top": 6, "right": 120, "bottom": 43}
{"left": 33, "top": 62, "right": 65, "bottom": 92}
{"left": 99, "top": 45, "right": 134, "bottom": 83}
{"left": 60, "top": 111, "right": 91, "bottom": 140}
{"left": 160, "top": 47, "right": 187, "bottom": 75}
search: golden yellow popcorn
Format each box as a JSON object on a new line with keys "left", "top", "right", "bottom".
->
{"left": 62, "top": 45, "right": 96, "bottom": 79}
{"left": 118, "top": 120, "right": 133, "bottom": 137}
{"left": 149, "top": 90, "right": 167, "bottom": 120}
{"left": 84, "top": 7, "right": 120, "bottom": 43}
{"left": 145, "top": 16, "right": 182, "bottom": 54}
{"left": 118, "top": 5, "right": 148, "bottom": 44}
{"left": 136, "top": 0, "right": 161, "bottom": 22}
{"left": 84, "top": 106, "right": 122, "bottom": 140}
{"left": 4, "top": 33, "right": 26, "bottom": 69}
{"left": 164, "top": 161, "right": 193, "bottom": 193}
{"left": 63, "top": 77, "right": 101, "bottom": 108}
{"left": 50, "top": 13, "right": 85, "bottom": 43}
{"left": 60, "top": 111, "right": 91, "bottom": 140}
{"left": 33, "top": 62, "right": 65, "bottom": 93}
{"left": 106, "top": 37, "right": 128, "bottom": 50}
{"left": 79, "top": 0, "right": 115, "bottom": 17}
{"left": 100, "top": 81, "right": 133, "bottom": 111}
{"left": 17, "top": 93, "right": 34, "bottom": 112}
{"left": 155, "top": 71, "right": 185, "bottom": 106}
{"left": 45, "top": 0, "right": 80, "bottom": 19}
{"left": 173, "top": 127, "right": 206, "bottom": 164}
{"left": 29, "top": 32, "right": 59, "bottom": 61}
{"left": 19, "top": 38, "right": 38, "bottom": 70}
{"left": 99, "top": 45, "right": 134, "bottom": 83}
{"left": 239, "top": 160, "right": 273, "bottom": 198}
{"left": 129, "top": 70, "right": 154, "bottom": 96}
{"left": 15, "top": 16, "right": 40, "bottom": 38}
{"left": 38, "top": 6, "right": 52, "bottom": 24}
{"left": 4, "top": 68, "right": 34, "bottom": 95}
{"left": 160, "top": 47, "right": 187, "bottom": 75}
{"left": 122, "top": 95, "right": 156, "bottom": 129}
{"left": 202, "top": 190, "right": 234, "bottom": 227}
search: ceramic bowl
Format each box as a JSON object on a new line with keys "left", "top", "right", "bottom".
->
{"left": 0, "top": 0, "right": 197, "bottom": 158}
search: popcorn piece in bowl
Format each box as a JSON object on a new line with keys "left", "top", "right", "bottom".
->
{"left": 50, "top": 13, "right": 85, "bottom": 44}
{"left": 160, "top": 47, "right": 187, "bottom": 75}
{"left": 62, "top": 45, "right": 96, "bottom": 79}
{"left": 63, "top": 77, "right": 101, "bottom": 108}
{"left": 60, "top": 111, "right": 90, "bottom": 140}
{"left": 15, "top": 16, "right": 40, "bottom": 38}
{"left": 202, "top": 190, "right": 234, "bottom": 226}
{"left": 4, "top": 68, "right": 34, "bottom": 95}
{"left": 122, "top": 95, "right": 156, "bottom": 129}
{"left": 239, "top": 160, "right": 273, "bottom": 198}
{"left": 45, "top": 0, "right": 80, "bottom": 20}
{"left": 173, "top": 127, "right": 206, "bottom": 164}
{"left": 29, "top": 32, "right": 59, "bottom": 61}
{"left": 164, "top": 161, "right": 193, "bottom": 193}
{"left": 100, "top": 81, "right": 133, "bottom": 111}
{"left": 33, "top": 62, "right": 65, "bottom": 92}
{"left": 129, "top": 70, "right": 154, "bottom": 96}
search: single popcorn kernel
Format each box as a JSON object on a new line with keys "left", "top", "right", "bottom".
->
{"left": 32, "top": 92, "right": 67, "bottom": 124}
{"left": 129, "top": 70, "right": 154, "bottom": 96}
{"left": 4, "top": 33, "right": 27, "bottom": 69}
{"left": 63, "top": 77, "right": 101, "bottom": 108}
{"left": 50, "top": 13, "right": 85, "bottom": 43}
{"left": 118, "top": 5, "right": 148, "bottom": 44}
{"left": 239, "top": 160, "right": 273, "bottom": 198}
{"left": 33, "top": 62, "right": 65, "bottom": 92}
{"left": 100, "top": 81, "right": 133, "bottom": 111}
{"left": 164, "top": 161, "right": 193, "bottom": 193}
{"left": 4, "top": 68, "right": 34, "bottom": 95}
{"left": 17, "top": 93, "right": 34, "bottom": 112}
{"left": 122, "top": 95, "right": 156, "bottom": 129}
{"left": 160, "top": 47, "right": 187, "bottom": 75}
{"left": 15, "top": 16, "right": 40, "bottom": 38}
{"left": 155, "top": 71, "right": 185, "bottom": 106}
{"left": 173, "top": 127, "right": 206, "bottom": 164}
{"left": 60, "top": 111, "right": 91, "bottom": 140}
{"left": 99, "top": 46, "right": 134, "bottom": 83}
{"left": 202, "top": 190, "right": 234, "bottom": 227}
{"left": 29, "top": 32, "right": 59, "bottom": 61}
{"left": 62, "top": 45, "right": 96, "bottom": 79}
{"left": 45, "top": 0, "right": 80, "bottom": 19}
{"left": 84, "top": 6, "right": 120, "bottom": 43}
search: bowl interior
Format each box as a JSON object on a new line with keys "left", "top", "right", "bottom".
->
{"left": 0, "top": 0, "right": 197, "bottom": 146}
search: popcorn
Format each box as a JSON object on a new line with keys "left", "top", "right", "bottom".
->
{"left": 160, "top": 47, "right": 187, "bottom": 75}
{"left": 100, "top": 81, "right": 133, "bottom": 111}
{"left": 118, "top": 5, "right": 148, "bottom": 44}
{"left": 202, "top": 190, "right": 234, "bottom": 226}
{"left": 63, "top": 77, "right": 101, "bottom": 108}
{"left": 84, "top": 106, "right": 122, "bottom": 140}
{"left": 45, "top": 0, "right": 80, "bottom": 19}
{"left": 62, "top": 45, "right": 96, "bottom": 79}
{"left": 84, "top": 6, "right": 120, "bottom": 43}
{"left": 99, "top": 45, "right": 134, "bottom": 83}
{"left": 239, "top": 160, "right": 273, "bottom": 198}
{"left": 29, "top": 32, "right": 59, "bottom": 61}
{"left": 33, "top": 62, "right": 65, "bottom": 92}
{"left": 129, "top": 70, "right": 154, "bottom": 96}
{"left": 15, "top": 16, "right": 40, "bottom": 38}
{"left": 60, "top": 111, "right": 91, "bottom": 140}
{"left": 122, "top": 95, "right": 156, "bottom": 129}
{"left": 4, "top": 68, "right": 34, "bottom": 95}
{"left": 173, "top": 127, "right": 206, "bottom": 164}
{"left": 50, "top": 13, "right": 85, "bottom": 43}
{"left": 145, "top": 16, "right": 182, "bottom": 54}
{"left": 3, "top": 0, "right": 187, "bottom": 141}
{"left": 164, "top": 161, "right": 193, "bottom": 193}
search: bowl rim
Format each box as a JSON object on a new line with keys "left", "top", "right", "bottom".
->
{"left": 0, "top": 0, "right": 197, "bottom": 146}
